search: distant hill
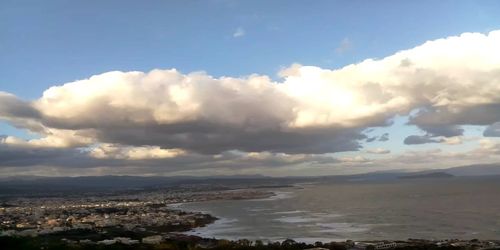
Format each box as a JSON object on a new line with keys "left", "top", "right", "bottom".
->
{"left": 441, "top": 163, "right": 500, "bottom": 176}
{"left": 404, "top": 163, "right": 500, "bottom": 177}
{"left": 0, "top": 174, "right": 295, "bottom": 198}
{"left": 1, "top": 163, "right": 500, "bottom": 198}
{"left": 399, "top": 172, "right": 454, "bottom": 179}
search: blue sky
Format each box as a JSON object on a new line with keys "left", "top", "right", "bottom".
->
{"left": 1, "top": 1, "right": 500, "bottom": 176}
{"left": 2, "top": 0, "right": 499, "bottom": 98}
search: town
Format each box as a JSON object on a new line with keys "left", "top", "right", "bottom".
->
{"left": 0, "top": 187, "right": 271, "bottom": 245}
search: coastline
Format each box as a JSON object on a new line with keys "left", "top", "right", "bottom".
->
{"left": 3, "top": 185, "right": 500, "bottom": 249}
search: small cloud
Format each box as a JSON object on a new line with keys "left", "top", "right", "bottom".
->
{"left": 340, "top": 155, "right": 369, "bottom": 163}
{"left": 479, "top": 138, "right": 497, "bottom": 150}
{"left": 365, "top": 132, "right": 389, "bottom": 143}
{"left": 378, "top": 133, "right": 389, "bottom": 141}
{"left": 233, "top": 27, "right": 245, "bottom": 38}
{"left": 484, "top": 122, "right": 500, "bottom": 137}
{"left": 335, "top": 37, "right": 352, "bottom": 54}
{"left": 442, "top": 136, "right": 463, "bottom": 145}
{"left": 418, "top": 125, "right": 464, "bottom": 137}
{"left": 366, "top": 148, "right": 391, "bottom": 154}
{"left": 404, "top": 135, "right": 443, "bottom": 145}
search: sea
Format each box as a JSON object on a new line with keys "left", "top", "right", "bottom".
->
{"left": 171, "top": 177, "right": 500, "bottom": 243}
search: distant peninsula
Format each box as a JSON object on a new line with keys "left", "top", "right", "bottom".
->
{"left": 399, "top": 172, "right": 454, "bottom": 179}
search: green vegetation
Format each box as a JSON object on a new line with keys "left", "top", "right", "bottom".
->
{"left": 1, "top": 236, "right": 475, "bottom": 250}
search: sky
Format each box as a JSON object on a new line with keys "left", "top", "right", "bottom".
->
{"left": 1, "top": 0, "right": 500, "bottom": 176}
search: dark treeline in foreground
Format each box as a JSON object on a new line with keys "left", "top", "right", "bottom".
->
{"left": 0, "top": 236, "right": 489, "bottom": 250}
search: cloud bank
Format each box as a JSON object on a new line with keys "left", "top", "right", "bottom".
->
{"left": 1, "top": 30, "right": 500, "bottom": 175}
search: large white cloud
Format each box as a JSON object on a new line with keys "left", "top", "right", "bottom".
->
{"left": 28, "top": 31, "right": 500, "bottom": 148}
{"left": 4, "top": 69, "right": 367, "bottom": 154}
{"left": 283, "top": 31, "right": 500, "bottom": 135}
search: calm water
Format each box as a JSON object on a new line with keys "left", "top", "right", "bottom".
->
{"left": 173, "top": 177, "right": 500, "bottom": 242}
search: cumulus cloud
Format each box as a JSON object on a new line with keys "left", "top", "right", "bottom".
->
{"left": 0, "top": 136, "right": 344, "bottom": 176}
{"left": 477, "top": 139, "right": 500, "bottom": 155}
{"left": 365, "top": 136, "right": 377, "bottom": 142}
{"left": 1, "top": 30, "right": 500, "bottom": 175}
{"left": 365, "top": 133, "right": 389, "bottom": 143}
{"left": 0, "top": 92, "right": 39, "bottom": 119}
{"left": 3, "top": 69, "right": 371, "bottom": 154}
{"left": 0, "top": 139, "right": 95, "bottom": 168}
{"left": 415, "top": 124, "right": 464, "bottom": 137}
{"left": 339, "top": 155, "right": 370, "bottom": 164}
{"left": 442, "top": 136, "right": 463, "bottom": 145}
{"left": 378, "top": 133, "right": 389, "bottom": 141}
{"left": 89, "top": 144, "right": 186, "bottom": 160}
{"left": 404, "top": 135, "right": 443, "bottom": 145}
{"left": 484, "top": 122, "right": 500, "bottom": 137}
{"left": 403, "top": 122, "right": 465, "bottom": 145}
